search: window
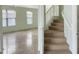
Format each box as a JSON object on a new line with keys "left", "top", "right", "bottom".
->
{"left": 2, "top": 9, "right": 16, "bottom": 27}
{"left": 26, "top": 11, "right": 33, "bottom": 24}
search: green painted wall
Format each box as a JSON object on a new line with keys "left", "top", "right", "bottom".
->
{"left": 1, "top": 5, "right": 38, "bottom": 33}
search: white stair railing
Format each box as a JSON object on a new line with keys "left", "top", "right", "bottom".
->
{"left": 45, "top": 5, "right": 59, "bottom": 30}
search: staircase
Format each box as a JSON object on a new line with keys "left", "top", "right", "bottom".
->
{"left": 44, "top": 19, "right": 71, "bottom": 54}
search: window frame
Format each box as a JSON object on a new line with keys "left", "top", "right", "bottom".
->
{"left": 26, "top": 11, "right": 33, "bottom": 25}
{"left": 2, "top": 9, "right": 16, "bottom": 27}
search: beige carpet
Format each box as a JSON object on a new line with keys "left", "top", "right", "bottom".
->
{"left": 44, "top": 19, "right": 71, "bottom": 54}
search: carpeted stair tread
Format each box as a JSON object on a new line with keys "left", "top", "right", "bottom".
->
{"left": 53, "top": 19, "right": 64, "bottom": 23}
{"left": 51, "top": 22, "right": 64, "bottom": 27}
{"left": 45, "top": 38, "right": 67, "bottom": 44}
{"left": 49, "top": 26, "right": 64, "bottom": 32}
{"left": 44, "top": 50, "right": 71, "bottom": 54}
{"left": 45, "top": 43, "right": 68, "bottom": 51}
{"left": 44, "top": 19, "right": 70, "bottom": 54}
{"left": 44, "top": 30, "right": 64, "bottom": 33}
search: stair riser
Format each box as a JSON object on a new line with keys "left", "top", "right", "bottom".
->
{"left": 49, "top": 27, "right": 64, "bottom": 31}
{"left": 45, "top": 48, "right": 68, "bottom": 51}
{"left": 45, "top": 39, "right": 66, "bottom": 44}
{"left": 45, "top": 45, "right": 68, "bottom": 51}
{"left": 44, "top": 35, "right": 64, "bottom": 38}
{"left": 44, "top": 33, "right": 64, "bottom": 37}
{"left": 51, "top": 24, "right": 64, "bottom": 27}
{"left": 44, "top": 50, "right": 71, "bottom": 54}
{"left": 44, "top": 32, "right": 64, "bottom": 35}
{"left": 49, "top": 26, "right": 64, "bottom": 28}
{"left": 52, "top": 22, "right": 64, "bottom": 25}
{"left": 53, "top": 20, "right": 63, "bottom": 23}
{"left": 49, "top": 26, "right": 64, "bottom": 30}
{"left": 51, "top": 23, "right": 64, "bottom": 27}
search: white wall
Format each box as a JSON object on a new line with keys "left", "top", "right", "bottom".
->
{"left": 62, "top": 5, "right": 77, "bottom": 54}
{"left": 46, "top": 5, "right": 52, "bottom": 12}
{"left": 14, "top": 5, "right": 39, "bottom": 9}
{"left": 1, "top": 5, "right": 38, "bottom": 33}
{"left": 38, "top": 6, "right": 44, "bottom": 54}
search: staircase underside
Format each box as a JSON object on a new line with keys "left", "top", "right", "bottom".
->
{"left": 44, "top": 19, "right": 71, "bottom": 54}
